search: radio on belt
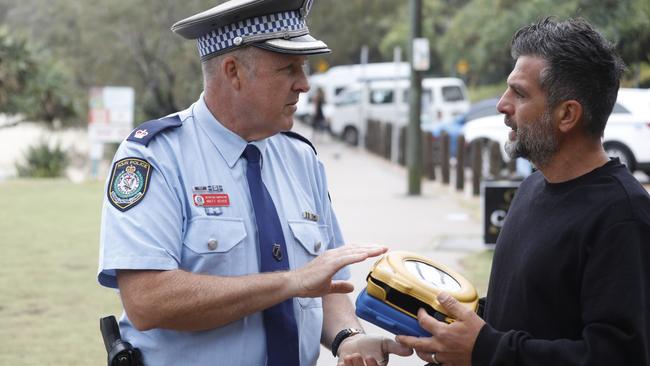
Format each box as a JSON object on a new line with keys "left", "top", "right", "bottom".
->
{"left": 355, "top": 251, "right": 479, "bottom": 337}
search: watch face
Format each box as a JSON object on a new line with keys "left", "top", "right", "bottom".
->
{"left": 404, "top": 260, "right": 461, "bottom": 292}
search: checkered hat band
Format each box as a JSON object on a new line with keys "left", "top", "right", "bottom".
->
{"left": 197, "top": 10, "right": 306, "bottom": 58}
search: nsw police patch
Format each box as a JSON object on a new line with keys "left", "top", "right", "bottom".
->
{"left": 107, "top": 158, "right": 152, "bottom": 212}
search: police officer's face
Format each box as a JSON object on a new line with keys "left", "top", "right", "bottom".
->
{"left": 240, "top": 50, "right": 310, "bottom": 137}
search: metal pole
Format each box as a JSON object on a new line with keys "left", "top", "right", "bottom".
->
{"left": 407, "top": 0, "right": 423, "bottom": 195}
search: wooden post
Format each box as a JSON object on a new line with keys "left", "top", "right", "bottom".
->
{"left": 456, "top": 135, "right": 465, "bottom": 191}
{"left": 441, "top": 132, "right": 450, "bottom": 184}
{"left": 431, "top": 135, "right": 439, "bottom": 181}
{"left": 421, "top": 132, "right": 434, "bottom": 180}
{"left": 399, "top": 126, "right": 407, "bottom": 166}
{"left": 364, "top": 119, "right": 371, "bottom": 150}
{"left": 489, "top": 141, "right": 501, "bottom": 178}
{"left": 384, "top": 123, "right": 392, "bottom": 160}
{"left": 471, "top": 141, "right": 482, "bottom": 196}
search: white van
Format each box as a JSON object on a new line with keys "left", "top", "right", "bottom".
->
{"left": 329, "top": 78, "right": 470, "bottom": 145}
{"left": 296, "top": 62, "right": 410, "bottom": 124}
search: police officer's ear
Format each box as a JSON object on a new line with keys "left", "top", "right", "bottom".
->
{"left": 555, "top": 100, "right": 583, "bottom": 134}
{"left": 220, "top": 55, "right": 243, "bottom": 91}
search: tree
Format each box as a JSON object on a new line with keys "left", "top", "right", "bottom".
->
{"left": 0, "top": 27, "right": 78, "bottom": 125}
{"left": 1, "top": 0, "right": 212, "bottom": 121}
{"left": 0, "top": 27, "right": 35, "bottom": 115}
{"left": 308, "top": 0, "right": 403, "bottom": 68}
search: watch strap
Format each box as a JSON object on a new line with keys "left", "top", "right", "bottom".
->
{"left": 331, "top": 328, "right": 364, "bottom": 357}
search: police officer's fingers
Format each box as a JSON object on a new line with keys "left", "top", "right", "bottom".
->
{"left": 331, "top": 247, "right": 386, "bottom": 268}
{"left": 381, "top": 336, "right": 414, "bottom": 357}
{"left": 329, "top": 280, "right": 354, "bottom": 294}
{"left": 331, "top": 244, "right": 387, "bottom": 258}
{"left": 333, "top": 252, "right": 375, "bottom": 268}
{"left": 364, "top": 355, "right": 381, "bottom": 366}
{"left": 437, "top": 292, "right": 468, "bottom": 321}
{"left": 342, "top": 353, "right": 365, "bottom": 366}
{"left": 417, "top": 308, "right": 444, "bottom": 335}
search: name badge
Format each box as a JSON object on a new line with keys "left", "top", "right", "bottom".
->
{"left": 193, "top": 193, "right": 230, "bottom": 207}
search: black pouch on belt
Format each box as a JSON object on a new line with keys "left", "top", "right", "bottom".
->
{"left": 100, "top": 315, "right": 143, "bottom": 366}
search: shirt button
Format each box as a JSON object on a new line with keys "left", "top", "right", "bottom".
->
{"left": 314, "top": 242, "right": 322, "bottom": 253}
{"left": 207, "top": 239, "right": 218, "bottom": 251}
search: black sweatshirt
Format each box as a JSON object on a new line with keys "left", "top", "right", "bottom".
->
{"left": 473, "top": 159, "right": 650, "bottom": 365}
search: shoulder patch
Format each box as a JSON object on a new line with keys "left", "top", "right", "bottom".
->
{"left": 127, "top": 115, "right": 182, "bottom": 146}
{"left": 282, "top": 131, "right": 317, "bottom": 155}
{"left": 107, "top": 157, "right": 152, "bottom": 212}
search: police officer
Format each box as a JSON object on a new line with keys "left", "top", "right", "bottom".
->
{"left": 97, "top": 1, "right": 412, "bottom": 365}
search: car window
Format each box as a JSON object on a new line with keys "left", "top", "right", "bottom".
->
{"left": 335, "top": 90, "right": 361, "bottom": 106}
{"left": 369, "top": 89, "right": 394, "bottom": 104}
{"left": 442, "top": 86, "right": 465, "bottom": 102}
{"left": 611, "top": 102, "right": 630, "bottom": 114}
{"left": 403, "top": 89, "right": 433, "bottom": 104}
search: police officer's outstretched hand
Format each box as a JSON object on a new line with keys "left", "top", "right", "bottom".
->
{"left": 290, "top": 244, "right": 387, "bottom": 298}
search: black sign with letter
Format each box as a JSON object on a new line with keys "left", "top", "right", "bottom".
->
{"left": 482, "top": 181, "right": 520, "bottom": 245}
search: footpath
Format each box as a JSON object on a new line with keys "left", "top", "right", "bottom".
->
{"left": 294, "top": 125, "right": 486, "bottom": 366}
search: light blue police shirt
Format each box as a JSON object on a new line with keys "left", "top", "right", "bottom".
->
{"left": 98, "top": 94, "right": 349, "bottom": 366}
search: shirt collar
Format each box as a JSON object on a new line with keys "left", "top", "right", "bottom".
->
{"left": 193, "top": 93, "right": 268, "bottom": 168}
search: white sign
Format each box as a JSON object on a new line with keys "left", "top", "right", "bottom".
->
{"left": 88, "top": 86, "right": 135, "bottom": 143}
{"left": 412, "top": 38, "right": 430, "bottom": 71}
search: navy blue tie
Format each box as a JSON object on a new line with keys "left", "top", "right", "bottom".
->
{"left": 242, "top": 144, "right": 300, "bottom": 366}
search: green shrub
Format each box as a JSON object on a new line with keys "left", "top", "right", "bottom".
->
{"left": 15, "top": 140, "right": 69, "bottom": 178}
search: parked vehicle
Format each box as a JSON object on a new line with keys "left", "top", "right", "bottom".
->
{"left": 296, "top": 62, "right": 410, "bottom": 124}
{"left": 423, "top": 97, "right": 499, "bottom": 157}
{"left": 329, "top": 77, "right": 470, "bottom": 145}
{"left": 462, "top": 88, "right": 650, "bottom": 174}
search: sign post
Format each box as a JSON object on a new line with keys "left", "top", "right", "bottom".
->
{"left": 88, "top": 86, "right": 135, "bottom": 178}
{"left": 407, "top": 0, "right": 424, "bottom": 195}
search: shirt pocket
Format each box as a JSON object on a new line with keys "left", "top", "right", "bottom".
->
{"left": 288, "top": 220, "right": 327, "bottom": 261}
{"left": 288, "top": 220, "right": 329, "bottom": 309}
{"left": 181, "top": 216, "right": 247, "bottom": 276}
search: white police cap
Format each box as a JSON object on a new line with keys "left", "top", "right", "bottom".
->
{"left": 171, "top": 0, "right": 330, "bottom": 60}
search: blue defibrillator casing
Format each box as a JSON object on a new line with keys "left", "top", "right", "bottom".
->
{"left": 355, "top": 288, "right": 431, "bottom": 337}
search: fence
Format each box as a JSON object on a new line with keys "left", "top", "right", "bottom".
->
{"left": 363, "top": 119, "right": 516, "bottom": 196}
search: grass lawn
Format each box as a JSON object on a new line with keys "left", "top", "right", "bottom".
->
{"left": 0, "top": 179, "right": 122, "bottom": 365}
{"left": 460, "top": 249, "right": 494, "bottom": 297}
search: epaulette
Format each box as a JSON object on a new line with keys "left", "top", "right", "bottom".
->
{"left": 282, "top": 131, "right": 317, "bottom": 155}
{"left": 126, "top": 115, "right": 183, "bottom": 146}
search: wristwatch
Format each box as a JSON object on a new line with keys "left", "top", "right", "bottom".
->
{"left": 331, "top": 328, "right": 364, "bottom": 357}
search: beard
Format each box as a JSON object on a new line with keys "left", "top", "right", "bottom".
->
{"left": 504, "top": 110, "right": 558, "bottom": 168}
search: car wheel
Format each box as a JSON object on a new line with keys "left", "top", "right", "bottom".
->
{"left": 342, "top": 126, "right": 359, "bottom": 146}
{"left": 604, "top": 142, "right": 635, "bottom": 172}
